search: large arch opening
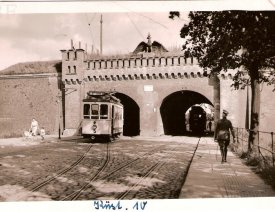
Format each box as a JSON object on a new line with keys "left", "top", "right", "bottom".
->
{"left": 160, "top": 90, "right": 213, "bottom": 136}
{"left": 113, "top": 93, "right": 140, "bottom": 136}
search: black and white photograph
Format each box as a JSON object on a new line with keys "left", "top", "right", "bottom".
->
{"left": 0, "top": 0, "right": 275, "bottom": 211}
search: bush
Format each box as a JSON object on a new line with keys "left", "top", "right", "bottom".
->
{"left": 259, "top": 166, "right": 275, "bottom": 189}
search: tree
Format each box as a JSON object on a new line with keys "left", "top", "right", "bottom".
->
{"left": 170, "top": 11, "right": 275, "bottom": 151}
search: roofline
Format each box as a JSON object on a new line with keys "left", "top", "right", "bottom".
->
{"left": 0, "top": 73, "right": 60, "bottom": 80}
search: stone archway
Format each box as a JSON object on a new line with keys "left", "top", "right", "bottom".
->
{"left": 113, "top": 93, "right": 140, "bottom": 136}
{"left": 160, "top": 90, "right": 213, "bottom": 135}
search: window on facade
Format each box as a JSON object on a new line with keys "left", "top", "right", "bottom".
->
{"left": 67, "top": 52, "right": 70, "bottom": 60}
{"left": 74, "top": 52, "right": 77, "bottom": 60}
{"left": 91, "top": 104, "right": 99, "bottom": 119}
{"left": 68, "top": 66, "right": 71, "bottom": 74}
{"left": 73, "top": 66, "right": 76, "bottom": 73}
{"left": 83, "top": 104, "right": 90, "bottom": 119}
{"left": 100, "top": 104, "right": 108, "bottom": 119}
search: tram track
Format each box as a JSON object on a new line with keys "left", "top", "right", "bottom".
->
{"left": 24, "top": 137, "right": 201, "bottom": 200}
{"left": 115, "top": 139, "right": 202, "bottom": 200}
{"left": 116, "top": 147, "right": 176, "bottom": 200}
{"left": 62, "top": 144, "right": 169, "bottom": 200}
{"left": 63, "top": 142, "right": 193, "bottom": 200}
{"left": 29, "top": 142, "right": 95, "bottom": 192}
{"left": 61, "top": 142, "right": 112, "bottom": 200}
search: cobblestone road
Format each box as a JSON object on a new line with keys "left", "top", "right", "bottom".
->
{"left": 0, "top": 136, "right": 199, "bottom": 201}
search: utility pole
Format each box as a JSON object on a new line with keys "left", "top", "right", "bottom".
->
{"left": 57, "top": 90, "right": 62, "bottom": 140}
{"left": 100, "top": 14, "right": 103, "bottom": 54}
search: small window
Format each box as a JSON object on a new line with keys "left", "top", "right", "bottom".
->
{"left": 83, "top": 104, "right": 90, "bottom": 119}
{"left": 100, "top": 104, "right": 108, "bottom": 119}
{"left": 91, "top": 104, "right": 99, "bottom": 119}
{"left": 67, "top": 52, "right": 70, "bottom": 60}
{"left": 73, "top": 65, "right": 76, "bottom": 73}
{"left": 74, "top": 52, "right": 77, "bottom": 60}
{"left": 68, "top": 66, "right": 71, "bottom": 73}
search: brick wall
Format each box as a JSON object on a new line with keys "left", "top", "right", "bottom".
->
{"left": 0, "top": 74, "right": 61, "bottom": 138}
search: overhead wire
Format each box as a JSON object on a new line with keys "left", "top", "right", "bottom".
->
{"left": 135, "top": 13, "right": 168, "bottom": 30}
{"left": 126, "top": 13, "right": 146, "bottom": 41}
{"left": 111, "top": 1, "right": 169, "bottom": 29}
{"left": 84, "top": 13, "right": 99, "bottom": 52}
{"left": 83, "top": 2, "right": 188, "bottom": 55}
{"left": 110, "top": 1, "right": 189, "bottom": 53}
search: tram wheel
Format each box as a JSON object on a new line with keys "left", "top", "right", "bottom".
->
{"left": 109, "top": 136, "right": 115, "bottom": 142}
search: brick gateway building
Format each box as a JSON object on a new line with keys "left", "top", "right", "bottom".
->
{"left": 60, "top": 36, "right": 245, "bottom": 137}
{"left": 0, "top": 37, "right": 274, "bottom": 138}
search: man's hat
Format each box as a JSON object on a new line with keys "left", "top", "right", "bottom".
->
{"left": 223, "top": 110, "right": 229, "bottom": 115}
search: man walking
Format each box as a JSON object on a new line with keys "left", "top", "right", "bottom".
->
{"left": 214, "top": 110, "right": 236, "bottom": 163}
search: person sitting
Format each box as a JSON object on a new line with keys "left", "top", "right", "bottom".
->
{"left": 40, "top": 127, "right": 46, "bottom": 140}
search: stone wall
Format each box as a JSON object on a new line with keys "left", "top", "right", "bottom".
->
{"left": 0, "top": 73, "right": 61, "bottom": 138}
{"left": 220, "top": 77, "right": 247, "bottom": 128}
{"left": 220, "top": 76, "right": 275, "bottom": 132}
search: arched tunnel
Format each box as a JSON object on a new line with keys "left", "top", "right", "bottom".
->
{"left": 160, "top": 90, "right": 213, "bottom": 136}
{"left": 113, "top": 93, "right": 140, "bottom": 136}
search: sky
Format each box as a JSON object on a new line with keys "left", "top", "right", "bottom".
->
{"left": 0, "top": 12, "right": 188, "bottom": 71}
{"left": 0, "top": 0, "right": 273, "bottom": 71}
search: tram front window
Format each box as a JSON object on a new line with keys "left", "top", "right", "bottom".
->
{"left": 100, "top": 104, "right": 108, "bottom": 119}
{"left": 83, "top": 104, "right": 90, "bottom": 119}
{"left": 91, "top": 104, "right": 99, "bottom": 119}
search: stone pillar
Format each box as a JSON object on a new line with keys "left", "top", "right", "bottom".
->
{"left": 156, "top": 107, "right": 164, "bottom": 135}
{"left": 139, "top": 85, "right": 158, "bottom": 136}
{"left": 209, "top": 74, "right": 220, "bottom": 131}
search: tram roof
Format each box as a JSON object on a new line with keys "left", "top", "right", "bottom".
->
{"left": 83, "top": 91, "right": 122, "bottom": 105}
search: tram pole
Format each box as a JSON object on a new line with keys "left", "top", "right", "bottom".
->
{"left": 57, "top": 90, "right": 62, "bottom": 140}
{"left": 58, "top": 102, "right": 61, "bottom": 140}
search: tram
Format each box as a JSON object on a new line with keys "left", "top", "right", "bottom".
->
{"left": 189, "top": 106, "right": 206, "bottom": 134}
{"left": 81, "top": 91, "right": 124, "bottom": 141}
